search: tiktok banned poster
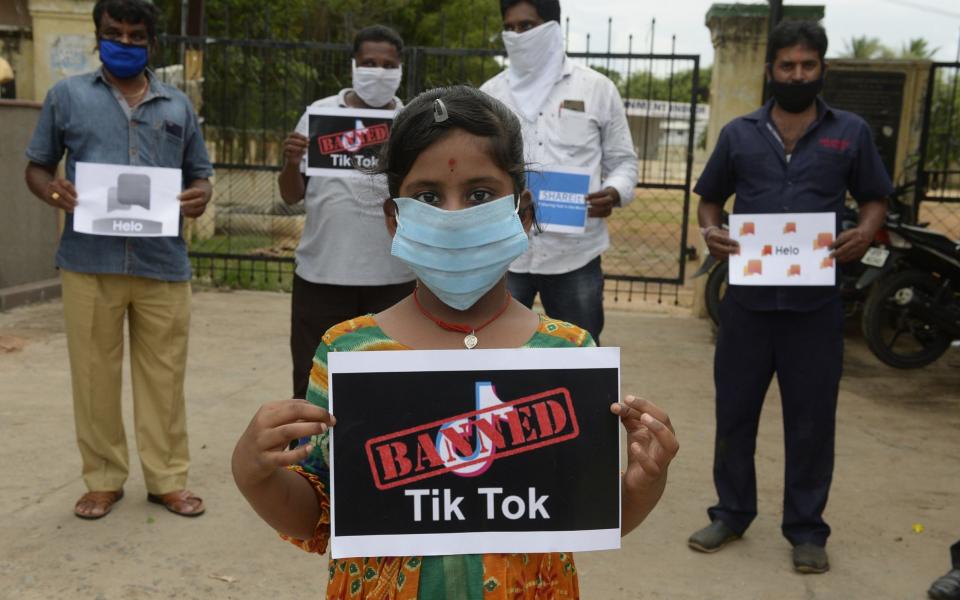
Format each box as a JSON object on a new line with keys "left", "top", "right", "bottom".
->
{"left": 305, "top": 106, "right": 394, "bottom": 178}
{"left": 327, "top": 347, "right": 621, "bottom": 559}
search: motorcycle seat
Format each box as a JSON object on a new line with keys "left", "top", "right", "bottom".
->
{"left": 899, "top": 224, "right": 960, "bottom": 255}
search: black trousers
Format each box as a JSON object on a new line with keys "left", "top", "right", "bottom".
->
{"left": 290, "top": 274, "right": 415, "bottom": 398}
{"left": 708, "top": 295, "right": 843, "bottom": 547}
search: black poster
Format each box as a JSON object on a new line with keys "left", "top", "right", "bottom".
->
{"left": 305, "top": 107, "right": 394, "bottom": 177}
{"left": 327, "top": 347, "right": 621, "bottom": 558}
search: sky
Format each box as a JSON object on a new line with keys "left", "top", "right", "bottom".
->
{"left": 562, "top": 0, "right": 960, "bottom": 65}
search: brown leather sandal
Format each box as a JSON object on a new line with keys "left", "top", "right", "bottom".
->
{"left": 147, "top": 489, "right": 205, "bottom": 517}
{"left": 74, "top": 489, "right": 124, "bottom": 520}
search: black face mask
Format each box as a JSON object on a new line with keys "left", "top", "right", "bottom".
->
{"left": 768, "top": 77, "right": 824, "bottom": 113}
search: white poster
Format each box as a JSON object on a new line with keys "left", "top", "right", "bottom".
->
{"left": 328, "top": 347, "right": 621, "bottom": 559}
{"left": 73, "top": 162, "right": 182, "bottom": 237}
{"left": 728, "top": 212, "right": 837, "bottom": 286}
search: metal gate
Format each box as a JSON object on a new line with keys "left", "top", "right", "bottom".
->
{"left": 915, "top": 61, "right": 960, "bottom": 240}
{"left": 154, "top": 36, "right": 700, "bottom": 300}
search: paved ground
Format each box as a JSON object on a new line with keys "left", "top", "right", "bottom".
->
{"left": 0, "top": 289, "right": 957, "bottom": 600}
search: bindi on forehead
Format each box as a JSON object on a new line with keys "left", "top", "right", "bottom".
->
{"left": 448, "top": 158, "right": 456, "bottom": 172}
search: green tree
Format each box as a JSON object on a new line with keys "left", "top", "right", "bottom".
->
{"left": 619, "top": 66, "right": 711, "bottom": 104}
{"left": 155, "top": 0, "right": 502, "bottom": 46}
{"left": 151, "top": 0, "right": 504, "bottom": 163}
{"left": 591, "top": 65, "right": 622, "bottom": 87}
{"left": 842, "top": 36, "right": 894, "bottom": 59}
{"left": 899, "top": 38, "right": 939, "bottom": 59}
{"left": 926, "top": 70, "right": 960, "bottom": 173}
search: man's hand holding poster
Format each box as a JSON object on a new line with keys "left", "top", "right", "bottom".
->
{"left": 305, "top": 106, "right": 395, "bottom": 177}
{"left": 328, "top": 347, "right": 621, "bottom": 559}
{"left": 728, "top": 212, "right": 837, "bottom": 286}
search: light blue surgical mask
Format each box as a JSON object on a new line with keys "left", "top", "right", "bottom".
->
{"left": 391, "top": 195, "right": 529, "bottom": 311}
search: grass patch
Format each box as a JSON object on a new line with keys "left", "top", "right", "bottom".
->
{"left": 190, "top": 234, "right": 295, "bottom": 292}
{"left": 190, "top": 234, "right": 284, "bottom": 255}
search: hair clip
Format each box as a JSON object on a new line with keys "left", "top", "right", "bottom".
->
{"left": 433, "top": 99, "right": 449, "bottom": 123}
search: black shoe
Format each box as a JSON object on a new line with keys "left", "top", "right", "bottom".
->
{"left": 929, "top": 569, "right": 960, "bottom": 600}
{"left": 688, "top": 520, "right": 740, "bottom": 553}
{"left": 793, "top": 543, "right": 830, "bottom": 574}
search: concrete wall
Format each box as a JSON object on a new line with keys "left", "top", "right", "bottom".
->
{"left": 0, "top": 0, "right": 32, "bottom": 28}
{"left": 0, "top": 0, "right": 34, "bottom": 100}
{"left": 1, "top": 3, "right": 92, "bottom": 310}
{"left": 0, "top": 32, "right": 34, "bottom": 100}
{"left": 0, "top": 100, "right": 61, "bottom": 310}
{"left": 28, "top": 0, "right": 97, "bottom": 102}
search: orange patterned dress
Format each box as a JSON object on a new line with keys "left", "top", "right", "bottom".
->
{"left": 282, "top": 315, "right": 594, "bottom": 599}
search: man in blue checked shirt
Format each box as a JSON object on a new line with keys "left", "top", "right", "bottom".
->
{"left": 24, "top": 0, "right": 211, "bottom": 520}
{"left": 687, "top": 20, "right": 891, "bottom": 574}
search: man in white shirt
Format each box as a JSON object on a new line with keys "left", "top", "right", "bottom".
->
{"left": 480, "top": 0, "right": 638, "bottom": 343}
{"left": 278, "top": 25, "right": 415, "bottom": 399}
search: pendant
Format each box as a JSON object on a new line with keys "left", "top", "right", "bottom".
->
{"left": 464, "top": 332, "right": 478, "bottom": 349}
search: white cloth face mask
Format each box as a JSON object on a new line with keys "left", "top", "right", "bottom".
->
{"left": 352, "top": 59, "right": 403, "bottom": 108}
{"left": 500, "top": 21, "right": 565, "bottom": 121}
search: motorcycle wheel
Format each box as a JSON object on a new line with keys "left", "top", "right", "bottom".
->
{"left": 861, "top": 269, "right": 952, "bottom": 369}
{"left": 705, "top": 261, "right": 728, "bottom": 327}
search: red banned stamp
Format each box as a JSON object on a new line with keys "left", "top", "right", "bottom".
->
{"left": 317, "top": 123, "right": 390, "bottom": 155}
{"left": 364, "top": 387, "right": 580, "bottom": 491}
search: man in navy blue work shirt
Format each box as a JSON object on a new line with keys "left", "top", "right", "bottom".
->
{"left": 687, "top": 21, "right": 891, "bottom": 574}
{"left": 24, "top": 0, "right": 212, "bottom": 520}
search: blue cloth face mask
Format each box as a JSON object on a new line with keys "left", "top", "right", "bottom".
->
{"left": 99, "top": 39, "right": 149, "bottom": 79}
{"left": 391, "top": 195, "right": 529, "bottom": 311}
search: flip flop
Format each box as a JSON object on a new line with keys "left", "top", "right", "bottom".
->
{"left": 74, "top": 489, "right": 124, "bottom": 520}
{"left": 147, "top": 489, "right": 205, "bottom": 517}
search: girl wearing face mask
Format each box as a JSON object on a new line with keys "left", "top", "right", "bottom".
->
{"left": 234, "top": 86, "right": 678, "bottom": 599}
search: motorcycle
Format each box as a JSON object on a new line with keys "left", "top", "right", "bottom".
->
{"left": 857, "top": 214, "right": 960, "bottom": 368}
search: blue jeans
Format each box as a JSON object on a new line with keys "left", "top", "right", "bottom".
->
{"left": 507, "top": 256, "right": 604, "bottom": 343}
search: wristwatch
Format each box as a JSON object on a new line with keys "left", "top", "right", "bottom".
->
{"left": 700, "top": 225, "right": 719, "bottom": 240}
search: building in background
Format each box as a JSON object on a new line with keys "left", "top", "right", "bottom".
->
{"left": 624, "top": 98, "right": 710, "bottom": 178}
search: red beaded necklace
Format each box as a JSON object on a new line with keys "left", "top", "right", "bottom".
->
{"left": 412, "top": 286, "right": 512, "bottom": 349}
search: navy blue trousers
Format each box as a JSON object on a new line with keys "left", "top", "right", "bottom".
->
{"left": 708, "top": 295, "right": 844, "bottom": 547}
{"left": 507, "top": 256, "right": 605, "bottom": 344}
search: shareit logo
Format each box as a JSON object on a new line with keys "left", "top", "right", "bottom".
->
{"left": 92, "top": 173, "right": 162, "bottom": 234}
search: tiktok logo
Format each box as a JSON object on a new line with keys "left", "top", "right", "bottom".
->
{"left": 339, "top": 119, "right": 366, "bottom": 153}
{"left": 436, "top": 382, "right": 513, "bottom": 477}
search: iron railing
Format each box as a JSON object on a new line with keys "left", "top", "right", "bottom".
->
{"left": 154, "top": 35, "right": 703, "bottom": 299}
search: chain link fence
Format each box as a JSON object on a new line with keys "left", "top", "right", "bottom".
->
{"left": 917, "top": 62, "right": 960, "bottom": 242}
{"left": 154, "top": 36, "right": 703, "bottom": 300}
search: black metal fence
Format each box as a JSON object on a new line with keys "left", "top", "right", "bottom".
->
{"left": 916, "top": 62, "right": 960, "bottom": 240}
{"left": 153, "top": 35, "right": 702, "bottom": 301}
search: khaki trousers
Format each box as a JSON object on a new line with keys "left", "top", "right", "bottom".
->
{"left": 61, "top": 270, "right": 191, "bottom": 494}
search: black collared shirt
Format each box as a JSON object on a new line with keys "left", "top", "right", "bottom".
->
{"left": 694, "top": 98, "right": 893, "bottom": 312}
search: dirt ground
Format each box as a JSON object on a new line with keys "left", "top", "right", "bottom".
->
{"left": 0, "top": 289, "right": 957, "bottom": 600}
